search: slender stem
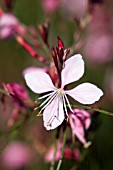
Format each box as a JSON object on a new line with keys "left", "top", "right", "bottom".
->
{"left": 56, "top": 131, "right": 67, "bottom": 170}
{"left": 50, "top": 139, "right": 58, "bottom": 170}
{"left": 56, "top": 160, "right": 62, "bottom": 170}
{"left": 37, "top": 32, "right": 52, "bottom": 60}
{"left": 72, "top": 105, "right": 113, "bottom": 116}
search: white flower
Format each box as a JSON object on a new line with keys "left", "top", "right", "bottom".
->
{"left": 25, "top": 54, "right": 103, "bottom": 130}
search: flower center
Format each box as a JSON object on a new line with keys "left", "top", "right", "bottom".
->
{"left": 58, "top": 88, "right": 64, "bottom": 94}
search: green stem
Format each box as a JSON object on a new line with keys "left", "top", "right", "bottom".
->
{"left": 37, "top": 32, "right": 52, "bottom": 60}
{"left": 56, "top": 131, "right": 67, "bottom": 170}
{"left": 73, "top": 105, "right": 113, "bottom": 116}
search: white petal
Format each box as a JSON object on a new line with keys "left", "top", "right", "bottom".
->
{"left": 61, "top": 54, "right": 84, "bottom": 88}
{"left": 65, "top": 83, "right": 103, "bottom": 104}
{"left": 43, "top": 95, "right": 64, "bottom": 130}
{"left": 25, "top": 71, "right": 57, "bottom": 94}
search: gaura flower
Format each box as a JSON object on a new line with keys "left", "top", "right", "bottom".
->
{"left": 42, "top": 0, "right": 60, "bottom": 13}
{"left": 25, "top": 54, "right": 103, "bottom": 130}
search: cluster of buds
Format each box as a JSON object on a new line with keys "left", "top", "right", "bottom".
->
{"left": 15, "top": 21, "right": 51, "bottom": 63}
{"left": 51, "top": 37, "right": 70, "bottom": 86}
{"left": 2, "top": 83, "right": 34, "bottom": 127}
{"left": 23, "top": 37, "right": 70, "bottom": 88}
{"left": 2, "top": 83, "right": 33, "bottom": 109}
{"left": 0, "top": 7, "right": 48, "bottom": 64}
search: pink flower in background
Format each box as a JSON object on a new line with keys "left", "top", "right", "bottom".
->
{"left": 83, "top": 34, "right": 112, "bottom": 64}
{"left": 69, "top": 109, "right": 91, "bottom": 147}
{"left": 45, "top": 141, "right": 62, "bottom": 162}
{"left": 42, "top": 0, "right": 59, "bottom": 13}
{"left": 83, "top": 5, "right": 113, "bottom": 65}
{"left": 2, "top": 83, "right": 34, "bottom": 127}
{"left": 61, "top": 0, "right": 88, "bottom": 19}
{"left": 45, "top": 141, "right": 81, "bottom": 162}
{"left": 25, "top": 54, "right": 103, "bottom": 130}
{"left": 1, "top": 141, "right": 33, "bottom": 169}
{"left": 0, "top": 13, "right": 25, "bottom": 39}
{"left": 0, "top": 13, "right": 19, "bottom": 39}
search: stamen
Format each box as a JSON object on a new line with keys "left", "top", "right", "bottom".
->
{"left": 39, "top": 91, "right": 57, "bottom": 107}
{"left": 38, "top": 91, "right": 56, "bottom": 100}
{"left": 39, "top": 92, "right": 58, "bottom": 114}
{"left": 62, "top": 94, "right": 68, "bottom": 117}
{"left": 64, "top": 94, "right": 74, "bottom": 113}
{"left": 37, "top": 113, "right": 43, "bottom": 116}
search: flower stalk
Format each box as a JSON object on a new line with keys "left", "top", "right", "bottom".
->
{"left": 50, "top": 139, "right": 58, "bottom": 170}
{"left": 72, "top": 105, "right": 113, "bottom": 116}
{"left": 56, "top": 130, "right": 67, "bottom": 170}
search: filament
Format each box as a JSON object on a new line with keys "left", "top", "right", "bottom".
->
{"left": 64, "top": 94, "right": 74, "bottom": 113}
{"left": 62, "top": 94, "right": 68, "bottom": 117}
{"left": 38, "top": 91, "right": 56, "bottom": 100}
{"left": 39, "top": 91, "right": 57, "bottom": 107}
{"left": 38, "top": 92, "right": 58, "bottom": 114}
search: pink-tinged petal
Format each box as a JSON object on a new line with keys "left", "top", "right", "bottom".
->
{"left": 43, "top": 95, "right": 64, "bottom": 130}
{"left": 25, "top": 71, "right": 57, "bottom": 94}
{"left": 61, "top": 54, "right": 84, "bottom": 88}
{"left": 74, "top": 109, "right": 91, "bottom": 129}
{"left": 69, "top": 114, "right": 87, "bottom": 145}
{"left": 23, "top": 67, "right": 48, "bottom": 77}
{"left": 66, "top": 83, "right": 103, "bottom": 104}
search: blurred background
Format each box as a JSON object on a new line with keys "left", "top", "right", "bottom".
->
{"left": 0, "top": 0, "right": 113, "bottom": 170}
